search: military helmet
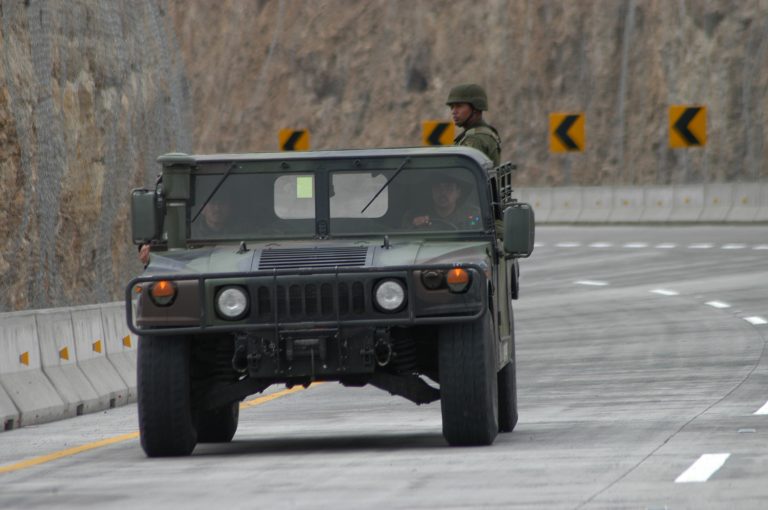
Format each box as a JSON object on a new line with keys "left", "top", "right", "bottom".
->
{"left": 446, "top": 83, "right": 488, "bottom": 111}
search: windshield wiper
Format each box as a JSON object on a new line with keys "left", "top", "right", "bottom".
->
{"left": 360, "top": 157, "right": 410, "bottom": 214}
{"left": 191, "top": 162, "right": 238, "bottom": 223}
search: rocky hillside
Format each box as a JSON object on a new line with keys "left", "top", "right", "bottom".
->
{"left": 0, "top": 0, "right": 766, "bottom": 310}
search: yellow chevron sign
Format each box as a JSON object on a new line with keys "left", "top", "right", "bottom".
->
{"left": 422, "top": 121, "right": 455, "bottom": 146}
{"left": 279, "top": 129, "right": 310, "bottom": 151}
{"left": 669, "top": 105, "right": 706, "bottom": 148}
{"left": 550, "top": 113, "right": 585, "bottom": 152}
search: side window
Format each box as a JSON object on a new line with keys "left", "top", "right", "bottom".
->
{"left": 274, "top": 175, "right": 315, "bottom": 219}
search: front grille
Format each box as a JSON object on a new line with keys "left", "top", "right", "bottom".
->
{"left": 253, "top": 281, "right": 367, "bottom": 319}
{"left": 258, "top": 247, "right": 368, "bottom": 270}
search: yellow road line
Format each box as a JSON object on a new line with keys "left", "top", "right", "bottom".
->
{"left": 0, "top": 384, "right": 317, "bottom": 475}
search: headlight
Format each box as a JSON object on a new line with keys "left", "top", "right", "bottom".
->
{"left": 216, "top": 286, "right": 248, "bottom": 320}
{"left": 374, "top": 279, "right": 406, "bottom": 312}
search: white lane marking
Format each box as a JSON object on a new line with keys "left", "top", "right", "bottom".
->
{"left": 574, "top": 280, "right": 609, "bottom": 286}
{"left": 688, "top": 243, "right": 714, "bottom": 249}
{"left": 556, "top": 242, "right": 581, "bottom": 248}
{"left": 753, "top": 245, "right": 768, "bottom": 250}
{"left": 651, "top": 289, "right": 679, "bottom": 296}
{"left": 721, "top": 244, "right": 746, "bottom": 250}
{"left": 675, "top": 453, "right": 731, "bottom": 483}
{"left": 534, "top": 242, "right": 546, "bottom": 248}
{"left": 705, "top": 301, "right": 731, "bottom": 309}
{"left": 755, "top": 401, "right": 768, "bottom": 415}
{"left": 589, "top": 242, "right": 613, "bottom": 248}
{"left": 656, "top": 243, "right": 677, "bottom": 249}
{"left": 623, "top": 242, "right": 648, "bottom": 248}
{"left": 744, "top": 316, "right": 767, "bottom": 325}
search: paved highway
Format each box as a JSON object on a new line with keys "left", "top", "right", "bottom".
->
{"left": 1, "top": 225, "right": 766, "bottom": 509}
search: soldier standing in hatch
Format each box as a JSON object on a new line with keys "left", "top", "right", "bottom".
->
{"left": 446, "top": 83, "right": 502, "bottom": 167}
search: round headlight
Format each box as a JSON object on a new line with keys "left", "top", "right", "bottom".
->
{"left": 216, "top": 287, "right": 248, "bottom": 320}
{"left": 374, "top": 279, "right": 406, "bottom": 312}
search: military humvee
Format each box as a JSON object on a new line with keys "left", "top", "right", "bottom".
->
{"left": 127, "top": 147, "right": 534, "bottom": 457}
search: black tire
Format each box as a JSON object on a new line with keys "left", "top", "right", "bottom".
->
{"left": 138, "top": 335, "right": 197, "bottom": 457}
{"left": 196, "top": 401, "right": 239, "bottom": 443}
{"left": 497, "top": 359, "right": 518, "bottom": 432}
{"left": 438, "top": 315, "right": 499, "bottom": 446}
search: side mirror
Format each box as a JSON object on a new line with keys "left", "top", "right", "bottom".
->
{"left": 503, "top": 203, "right": 535, "bottom": 258}
{"left": 131, "top": 189, "right": 163, "bottom": 245}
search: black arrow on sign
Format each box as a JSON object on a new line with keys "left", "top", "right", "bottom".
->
{"left": 673, "top": 107, "right": 702, "bottom": 146}
{"left": 554, "top": 115, "right": 580, "bottom": 150}
{"left": 282, "top": 131, "right": 305, "bottom": 151}
{"left": 427, "top": 123, "right": 449, "bottom": 145}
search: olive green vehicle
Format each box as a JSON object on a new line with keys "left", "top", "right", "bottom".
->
{"left": 127, "top": 147, "right": 534, "bottom": 457}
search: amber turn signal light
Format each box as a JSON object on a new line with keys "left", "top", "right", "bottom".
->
{"left": 446, "top": 268, "right": 471, "bottom": 293}
{"left": 149, "top": 280, "right": 177, "bottom": 306}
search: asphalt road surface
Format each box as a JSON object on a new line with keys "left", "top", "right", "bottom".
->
{"left": 1, "top": 225, "right": 767, "bottom": 509}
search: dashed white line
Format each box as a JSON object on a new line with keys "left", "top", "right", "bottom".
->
{"left": 705, "top": 301, "right": 731, "bottom": 309}
{"left": 754, "top": 245, "right": 768, "bottom": 250}
{"left": 574, "top": 280, "right": 609, "bottom": 286}
{"left": 556, "top": 242, "right": 581, "bottom": 248}
{"left": 688, "top": 243, "right": 714, "bottom": 249}
{"left": 589, "top": 242, "right": 613, "bottom": 248}
{"left": 721, "top": 244, "right": 747, "bottom": 250}
{"left": 651, "top": 289, "right": 679, "bottom": 296}
{"left": 744, "top": 316, "right": 767, "bottom": 325}
{"left": 623, "top": 242, "right": 648, "bottom": 248}
{"left": 754, "top": 401, "right": 768, "bottom": 415}
{"left": 534, "top": 242, "right": 546, "bottom": 248}
{"left": 675, "top": 454, "right": 731, "bottom": 483}
{"left": 655, "top": 243, "right": 677, "bottom": 249}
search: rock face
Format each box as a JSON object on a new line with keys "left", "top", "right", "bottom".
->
{"left": 169, "top": 0, "right": 767, "bottom": 186}
{"left": 0, "top": 1, "right": 189, "bottom": 311}
{"left": 1, "top": 0, "right": 766, "bottom": 310}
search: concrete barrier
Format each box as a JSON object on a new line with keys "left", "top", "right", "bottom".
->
{"left": 35, "top": 308, "right": 107, "bottom": 415}
{"left": 518, "top": 187, "right": 552, "bottom": 222}
{"left": 576, "top": 187, "right": 614, "bottom": 222}
{"left": 669, "top": 185, "right": 704, "bottom": 222}
{"left": 0, "top": 311, "right": 68, "bottom": 425}
{"left": 700, "top": 184, "right": 733, "bottom": 222}
{"left": 70, "top": 306, "right": 129, "bottom": 408}
{"left": 547, "top": 188, "right": 583, "bottom": 223}
{"left": 608, "top": 187, "right": 645, "bottom": 222}
{"left": 757, "top": 183, "right": 768, "bottom": 222}
{"left": 727, "top": 183, "right": 761, "bottom": 222}
{"left": 100, "top": 302, "right": 137, "bottom": 401}
{"left": 640, "top": 186, "right": 674, "bottom": 222}
{"left": 0, "top": 382, "right": 18, "bottom": 431}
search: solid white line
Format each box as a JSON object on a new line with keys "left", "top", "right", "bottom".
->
{"left": 574, "top": 280, "right": 609, "bottom": 286}
{"left": 589, "top": 242, "right": 613, "bottom": 248}
{"left": 754, "top": 401, "right": 768, "bottom": 415}
{"left": 721, "top": 244, "right": 746, "bottom": 250}
{"left": 623, "top": 242, "right": 648, "bottom": 248}
{"left": 651, "top": 289, "right": 679, "bottom": 296}
{"left": 675, "top": 453, "right": 730, "bottom": 483}
{"left": 556, "top": 242, "right": 581, "bottom": 248}
{"left": 744, "top": 316, "right": 767, "bottom": 325}
{"left": 688, "top": 243, "right": 714, "bottom": 249}
{"left": 655, "top": 243, "right": 677, "bottom": 249}
{"left": 705, "top": 301, "right": 731, "bottom": 309}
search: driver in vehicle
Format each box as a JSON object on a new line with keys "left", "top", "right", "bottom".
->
{"left": 408, "top": 175, "right": 481, "bottom": 229}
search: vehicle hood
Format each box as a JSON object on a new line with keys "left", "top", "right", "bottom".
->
{"left": 144, "top": 238, "right": 492, "bottom": 276}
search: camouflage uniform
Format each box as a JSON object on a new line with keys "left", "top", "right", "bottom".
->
{"left": 446, "top": 83, "right": 502, "bottom": 166}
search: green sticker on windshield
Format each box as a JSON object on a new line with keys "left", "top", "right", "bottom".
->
{"left": 296, "top": 176, "right": 313, "bottom": 199}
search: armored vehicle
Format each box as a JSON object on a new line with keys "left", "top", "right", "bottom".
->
{"left": 127, "top": 147, "right": 534, "bottom": 457}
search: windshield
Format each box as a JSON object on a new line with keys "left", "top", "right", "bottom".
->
{"left": 190, "top": 172, "right": 316, "bottom": 240}
{"left": 188, "top": 166, "right": 485, "bottom": 240}
{"left": 330, "top": 167, "right": 484, "bottom": 235}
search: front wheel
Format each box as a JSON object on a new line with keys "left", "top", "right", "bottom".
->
{"left": 497, "top": 359, "right": 518, "bottom": 432}
{"left": 438, "top": 315, "right": 499, "bottom": 446}
{"left": 137, "top": 335, "right": 197, "bottom": 457}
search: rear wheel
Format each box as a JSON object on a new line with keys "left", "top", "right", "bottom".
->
{"left": 138, "top": 335, "right": 197, "bottom": 457}
{"left": 196, "top": 401, "right": 240, "bottom": 443}
{"left": 438, "top": 315, "right": 499, "bottom": 446}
